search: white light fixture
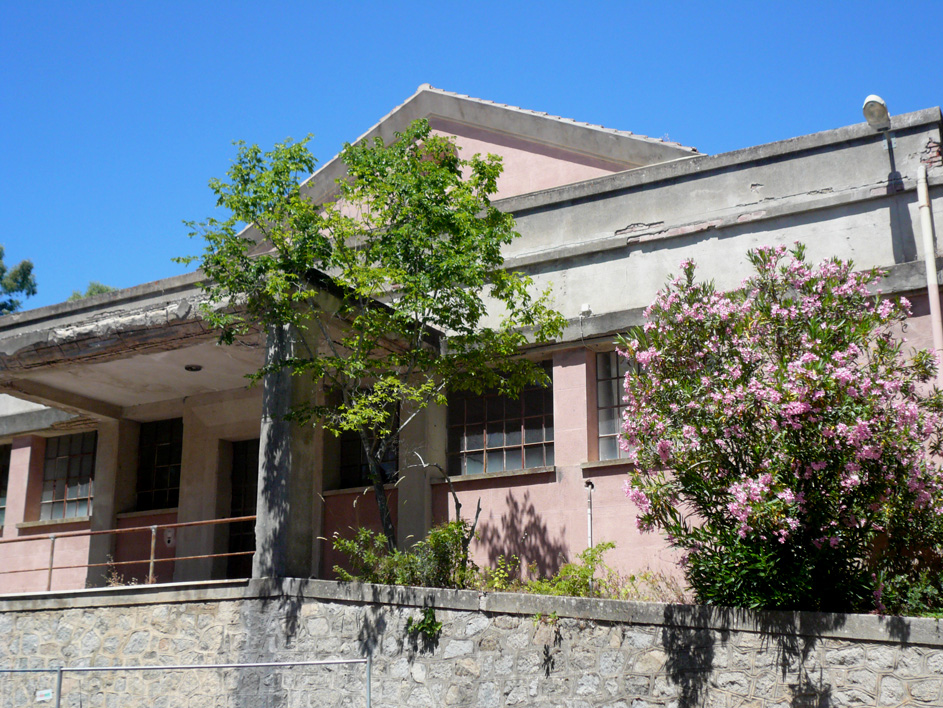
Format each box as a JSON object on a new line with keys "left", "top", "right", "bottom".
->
{"left": 863, "top": 95, "right": 891, "bottom": 131}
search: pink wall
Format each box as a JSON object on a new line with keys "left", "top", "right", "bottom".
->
{"left": 321, "top": 488, "right": 398, "bottom": 578}
{"left": 113, "top": 512, "right": 178, "bottom": 584}
{"left": 429, "top": 119, "right": 628, "bottom": 201}
{"left": 0, "top": 436, "right": 92, "bottom": 593}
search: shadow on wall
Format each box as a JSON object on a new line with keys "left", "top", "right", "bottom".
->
{"left": 660, "top": 604, "right": 849, "bottom": 708}
{"left": 475, "top": 490, "right": 569, "bottom": 577}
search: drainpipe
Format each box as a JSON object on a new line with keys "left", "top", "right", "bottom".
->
{"left": 917, "top": 163, "right": 943, "bottom": 387}
{"left": 585, "top": 480, "right": 595, "bottom": 595}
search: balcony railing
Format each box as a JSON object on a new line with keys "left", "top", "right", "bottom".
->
{"left": 0, "top": 515, "right": 257, "bottom": 591}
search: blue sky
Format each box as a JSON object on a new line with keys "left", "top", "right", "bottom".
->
{"left": 2, "top": 1, "right": 941, "bottom": 310}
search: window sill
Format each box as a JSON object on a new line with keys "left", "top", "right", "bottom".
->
{"left": 581, "top": 458, "right": 635, "bottom": 475}
{"left": 431, "top": 466, "right": 555, "bottom": 485}
{"left": 117, "top": 508, "right": 178, "bottom": 520}
{"left": 323, "top": 482, "right": 398, "bottom": 498}
{"left": 17, "top": 516, "right": 91, "bottom": 530}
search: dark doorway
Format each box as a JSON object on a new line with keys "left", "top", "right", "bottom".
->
{"left": 228, "top": 438, "right": 259, "bottom": 578}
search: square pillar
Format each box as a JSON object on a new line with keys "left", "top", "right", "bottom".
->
{"left": 253, "top": 324, "right": 323, "bottom": 579}
{"left": 2, "top": 436, "right": 45, "bottom": 536}
{"left": 396, "top": 400, "right": 446, "bottom": 548}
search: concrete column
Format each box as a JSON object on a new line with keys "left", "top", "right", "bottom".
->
{"left": 87, "top": 419, "right": 139, "bottom": 586}
{"left": 396, "top": 399, "right": 446, "bottom": 548}
{"left": 252, "top": 324, "right": 322, "bottom": 579}
{"left": 2, "top": 436, "right": 45, "bottom": 536}
{"left": 174, "top": 406, "right": 222, "bottom": 581}
{"left": 552, "top": 349, "right": 594, "bottom": 466}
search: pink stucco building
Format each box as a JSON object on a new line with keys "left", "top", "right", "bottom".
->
{"left": 0, "top": 86, "right": 941, "bottom": 592}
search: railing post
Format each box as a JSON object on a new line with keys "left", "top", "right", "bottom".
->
{"left": 148, "top": 526, "right": 158, "bottom": 584}
{"left": 46, "top": 535, "right": 57, "bottom": 591}
{"left": 54, "top": 667, "right": 63, "bottom": 708}
{"left": 366, "top": 655, "right": 372, "bottom": 708}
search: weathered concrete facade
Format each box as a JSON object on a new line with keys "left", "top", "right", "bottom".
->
{"left": 0, "top": 86, "right": 940, "bottom": 591}
{"left": 3, "top": 580, "right": 943, "bottom": 707}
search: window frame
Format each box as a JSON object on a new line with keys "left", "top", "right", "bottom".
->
{"left": 40, "top": 432, "right": 97, "bottom": 521}
{"left": 447, "top": 362, "right": 554, "bottom": 476}
{"left": 596, "top": 350, "right": 636, "bottom": 461}
{"left": 0, "top": 444, "right": 10, "bottom": 527}
{"left": 135, "top": 418, "right": 184, "bottom": 511}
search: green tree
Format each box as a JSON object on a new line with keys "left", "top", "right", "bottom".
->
{"left": 67, "top": 281, "right": 116, "bottom": 302}
{"left": 0, "top": 246, "right": 37, "bottom": 314}
{"left": 185, "top": 119, "right": 564, "bottom": 549}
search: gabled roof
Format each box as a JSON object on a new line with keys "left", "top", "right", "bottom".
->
{"left": 299, "top": 84, "right": 699, "bottom": 206}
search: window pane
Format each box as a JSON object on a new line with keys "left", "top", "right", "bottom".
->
{"left": 524, "top": 418, "right": 543, "bottom": 444}
{"left": 465, "top": 453, "right": 484, "bottom": 475}
{"left": 465, "top": 425, "right": 483, "bottom": 451}
{"left": 599, "top": 408, "right": 618, "bottom": 436}
{"left": 486, "top": 449, "right": 505, "bottom": 474}
{"left": 599, "top": 436, "right": 619, "bottom": 461}
{"left": 505, "top": 420, "right": 522, "bottom": 447}
{"left": 486, "top": 427, "right": 504, "bottom": 448}
{"left": 597, "top": 351, "right": 614, "bottom": 380}
{"left": 525, "top": 446, "right": 545, "bottom": 469}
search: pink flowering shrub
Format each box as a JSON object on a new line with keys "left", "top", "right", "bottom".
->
{"left": 621, "top": 244, "right": 943, "bottom": 612}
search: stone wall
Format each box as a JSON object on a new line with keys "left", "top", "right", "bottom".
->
{"left": 1, "top": 579, "right": 943, "bottom": 707}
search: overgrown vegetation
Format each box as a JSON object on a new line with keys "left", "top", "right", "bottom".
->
{"left": 333, "top": 527, "right": 686, "bottom": 603}
{"left": 620, "top": 244, "right": 943, "bottom": 614}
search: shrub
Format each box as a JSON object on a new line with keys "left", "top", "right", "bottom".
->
{"left": 527, "top": 542, "right": 615, "bottom": 597}
{"left": 333, "top": 520, "right": 478, "bottom": 589}
{"left": 621, "top": 244, "right": 943, "bottom": 613}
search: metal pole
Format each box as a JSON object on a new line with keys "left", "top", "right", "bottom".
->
{"left": 918, "top": 163, "right": 943, "bottom": 387}
{"left": 55, "top": 667, "right": 63, "bottom": 708}
{"left": 585, "top": 481, "right": 594, "bottom": 595}
{"left": 148, "top": 526, "right": 158, "bottom": 583}
{"left": 366, "top": 655, "right": 372, "bottom": 708}
{"left": 46, "top": 535, "right": 57, "bottom": 592}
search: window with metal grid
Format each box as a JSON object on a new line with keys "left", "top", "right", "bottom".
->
{"left": 596, "top": 351, "right": 636, "bottom": 460}
{"left": 447, "top": 363, "right": 554, "bottom": 475}
{"left": 136, "top": 418, "right": 183, "bottom": 511}
{"left": 41, "top": 432, "right": 96, "bottom": 520}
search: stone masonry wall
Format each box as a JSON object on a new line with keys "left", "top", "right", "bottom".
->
{"left": 2, "top": 579, "right": 943, "bottom": 707}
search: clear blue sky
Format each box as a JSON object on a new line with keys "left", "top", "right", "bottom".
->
{"left": 2, "top": 1, "right": 941, "bottom": 310}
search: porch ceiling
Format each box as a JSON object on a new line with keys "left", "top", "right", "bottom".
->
{"left": 8, "top": 336, "right": 265, "bottom": 411}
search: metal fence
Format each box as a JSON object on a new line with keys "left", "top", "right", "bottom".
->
{"left": 0, "top": 515, "right": 257, "bottom": 590}
{"left": 0, "top": 657, "right": 371, "bottom": 708}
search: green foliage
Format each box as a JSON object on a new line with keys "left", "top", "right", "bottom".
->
{"left": 621, "top": 244, "right": 943, "bottom": 613}
{"left": 405, "top": 606, "right": 442, "bottom": 641}
{"left": 0, "top": 245, "right": 36, "bottom": 314}
{"left": 483, "top": 554, "right": 524, "bottom": 592}
{"left": 333, "top": 520, "right": 478, "bottom": 590}
{"left": 67, "top": 281, "right": 116, "bottom": 302}
{"left": 527, "top": 542, "right": 615, "bottom": 598}
{"left": 186, "top": 119, "right": 565, "bottom": 547}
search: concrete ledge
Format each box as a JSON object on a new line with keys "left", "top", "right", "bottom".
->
{"left": 3, "top": 576, "right": 943, "bottom": 648}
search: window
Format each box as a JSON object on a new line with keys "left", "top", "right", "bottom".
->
{"left": 447, "top": 363, "right": 554, "bottom": 475}
{"left": 596, "top": 351, "right": 636, "bottom": 460}
{"left": 136, "top": 418, "right": 183, "bottom": 511}
{"left": 338, "top": 428, "right": 398, "bottom": 488}
{"left": 0, "top": 444, "right": 10, "bottom": 526}
{"left": 41, "top": 432, "right": 96, "bottom": 520}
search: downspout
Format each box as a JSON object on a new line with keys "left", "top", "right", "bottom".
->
{"left": 917, "top": 163, "right": 943, "bottom": 387}
{"left": 585, "top": 480, "right": 594, "bottom": 595}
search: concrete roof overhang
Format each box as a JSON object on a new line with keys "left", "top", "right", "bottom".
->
{"left": 0, "top": 272, "right": 264, "bottom": 420}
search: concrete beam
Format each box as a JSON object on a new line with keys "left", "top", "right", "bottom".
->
{"left": 0, "top": 379, "right": 122, "bottom": 420}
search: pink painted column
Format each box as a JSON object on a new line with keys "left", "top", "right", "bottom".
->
{"left": 552, "top": 349, "right": 594, "bottom": 466}
{"left": 2, "top": 436, "right": 45, "bottom": 536}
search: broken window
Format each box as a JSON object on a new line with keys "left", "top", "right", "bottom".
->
{"left": 596, "top": 351, "right": 635, "bottom": 460}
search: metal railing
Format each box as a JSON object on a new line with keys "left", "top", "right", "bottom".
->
{"left": 0, "top": 515, "right": 257, "bottom": 590}
{"left": 0, "top": 656, "right": 371, "bottom": 708}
